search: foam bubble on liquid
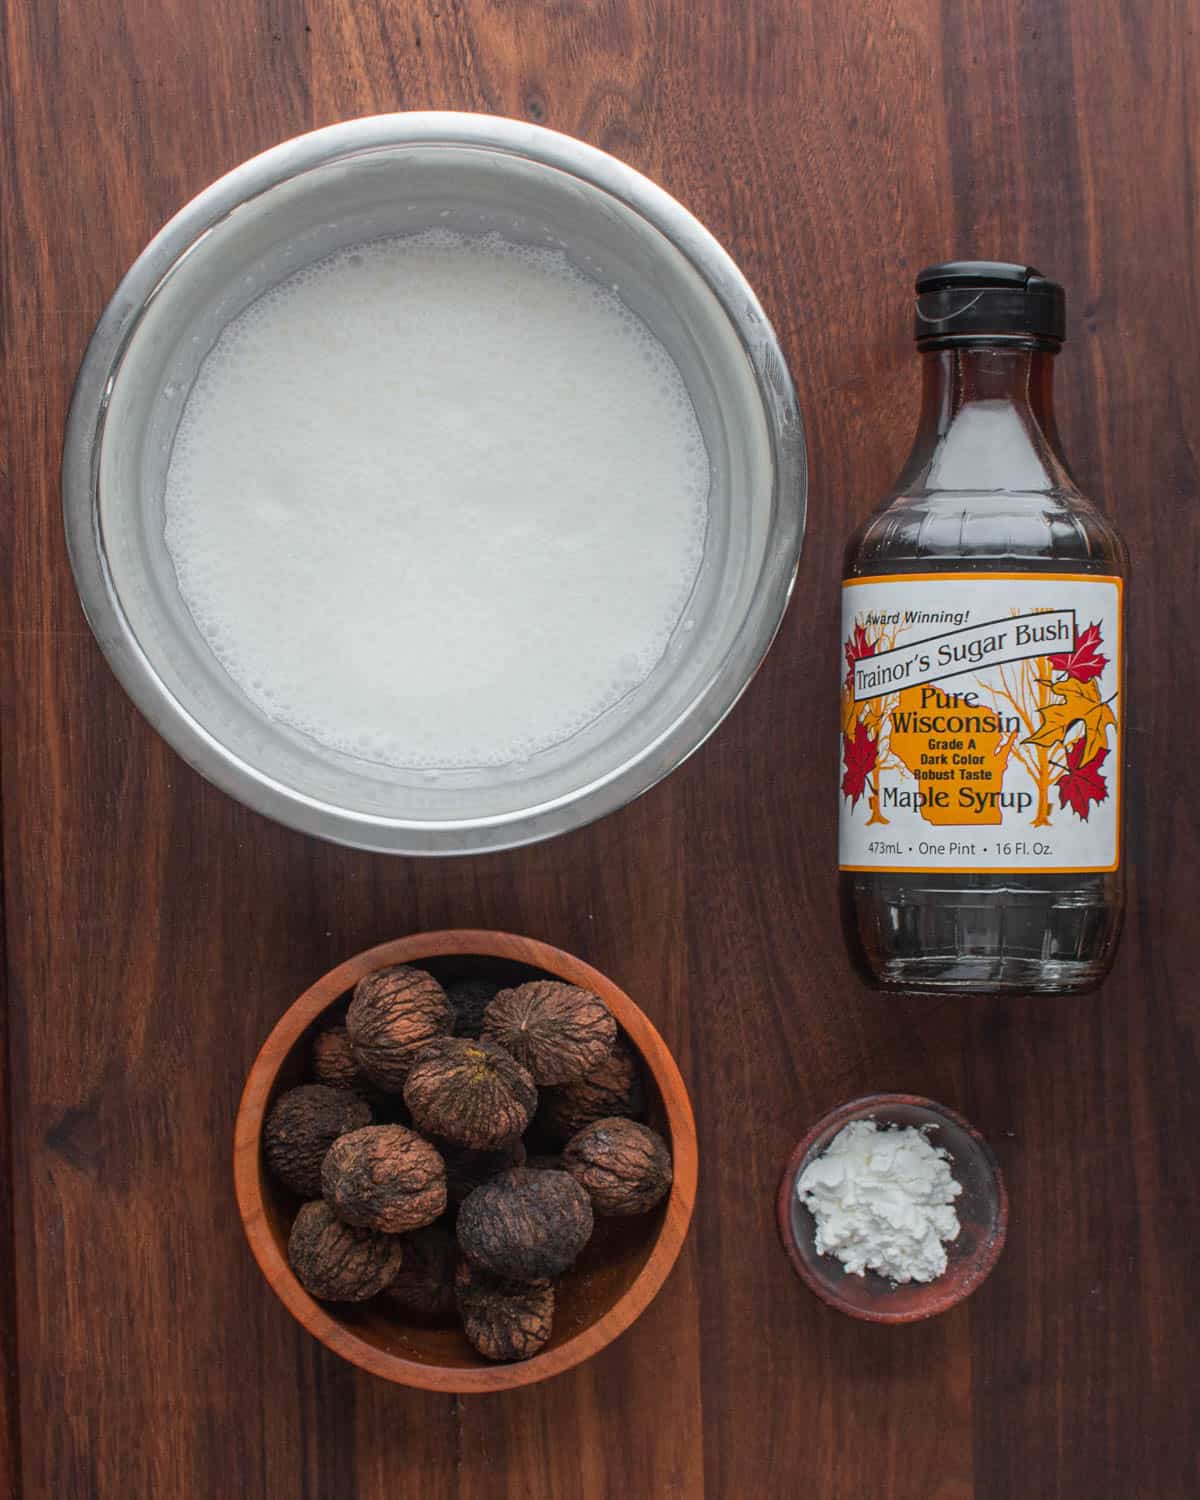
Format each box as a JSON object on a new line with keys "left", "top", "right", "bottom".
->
{"left": 163, "top": 231, "right": 710, "bottom": 769}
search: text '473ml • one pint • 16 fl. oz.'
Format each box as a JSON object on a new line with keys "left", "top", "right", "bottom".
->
{"left": 839, "top": 262, "right": 1127, "bottom": 995}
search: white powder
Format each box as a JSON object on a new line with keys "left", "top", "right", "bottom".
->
{"left": 162, "top": 229, "right": 709, "bottom": 770}
{"left": 796, "top": 1118, "right": 962, "bottom": 1284}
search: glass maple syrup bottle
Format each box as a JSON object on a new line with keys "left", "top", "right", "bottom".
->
{"left": 840, "top": 262, "right": 1127, "bottom": 993}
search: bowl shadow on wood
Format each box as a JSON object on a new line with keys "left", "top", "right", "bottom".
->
{"left": 235, "top": 932, "right": 696, "bottom": 1391}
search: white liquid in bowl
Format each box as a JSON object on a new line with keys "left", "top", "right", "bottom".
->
{"left": 163, "top": 230, "right": 710, "bottom": 770}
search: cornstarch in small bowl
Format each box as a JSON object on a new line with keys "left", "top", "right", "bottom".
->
{"left": 795, "top": 1118, "right": 962, "bottom": 1284}
{"left": 776, "top": 1094, "right": 1007, "bottom": 1323}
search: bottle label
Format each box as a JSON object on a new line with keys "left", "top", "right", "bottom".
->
{"left": 839, "top": 572, "right": 1122, "bottom": 873}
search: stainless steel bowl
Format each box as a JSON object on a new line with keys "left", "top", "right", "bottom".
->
{"left": 64, "top": 113, "right": 806, "bottom": 854}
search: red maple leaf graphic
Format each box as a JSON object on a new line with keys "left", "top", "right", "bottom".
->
{"left": 841, "top": 720, "right": 878, "bottom": 807}
{"left": 1049, "top": 621, "right": 1108, "bottom": 683}
{"left": 844, "top": 623, "right": 876, "bottom": 691}
{"left": 1056, "top": 738, "right": 1109, "bottom": 820}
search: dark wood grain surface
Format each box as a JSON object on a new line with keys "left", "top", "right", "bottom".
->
{"left": 2, "top": 0, "right": 1197, "bottom": 1495}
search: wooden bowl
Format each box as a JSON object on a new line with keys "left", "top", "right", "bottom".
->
{"left": 776, "top": 1094, "right": 1007, "bottom": 1323}
{"left": 234, "top": 930, "right": 697, "bottom": 1391}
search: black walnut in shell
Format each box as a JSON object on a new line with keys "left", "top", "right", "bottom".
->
{"left": 538, "top": 1033, "right": 645, "bottom": 1140}
{"left": 311, "top": 1025, "right": 361, "bottom": 1090}
{"left": 403, "top": 1037, "right": 537, "bottom": 1150}
{"left": 262, "top": 1084, "right": 372, "bottom": 1198}
{"left": 562, "top": 1117, "right": 673, "bottom": 1216}
{"left": 439, "top": 1137, "right": 527, "bottom": 1206}
{"left": 457, "top": 1167, "right": 593, "bottom": 1282}
{"left": 455, "top": 1259, "right": 555, "bottom": 1363}
{"left": 483, "top": 981, "right": 617, "bottom": 1085}
{"left": 381, "top": 1225, "right": 458, "bottom": 1319}
{"left": 445, "top": 978, "right": 501, "bottom": 1040}
{"left": 287, "top": 1199, "right": 404, "bottom": 1302}
{"left": 346, "top": 965, "right": 452, "bottom": 1090}
{"left": 311, "top": 1024, "right": 396, "bottom": 1118}
{"left": 321, "top": 1124, "right": 446, "bottom": 1233}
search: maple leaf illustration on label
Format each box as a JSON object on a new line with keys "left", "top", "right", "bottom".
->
{"left": 1056, "top": 740, "right": 1109, "bottom": 820}
{"left": 841, "top": 720, "right": 877, "bottom": 808}
{"left": 1048, "top": 620, "right": 1108, "bottom": 683}
{"left": 1025, "top": 677, "right": 1117, "bottom": 763}
{"left": 843, "top": 622, "right": 876, "bottom": 691}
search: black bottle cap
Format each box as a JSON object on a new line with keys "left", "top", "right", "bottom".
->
{"left": 914, "top": 261, "right": 1066, "bottom": 348}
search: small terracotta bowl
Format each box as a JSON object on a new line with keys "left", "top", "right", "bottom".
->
{"left": 234, "top": 930, "right": 697, "bottom": 1391}
{"left": 776, "top": 1094, "right": 1007, "bottom": 1323}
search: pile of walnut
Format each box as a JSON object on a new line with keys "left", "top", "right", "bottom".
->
{"left": 263, "top": 965, "right": 673, "bottom": 1363}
